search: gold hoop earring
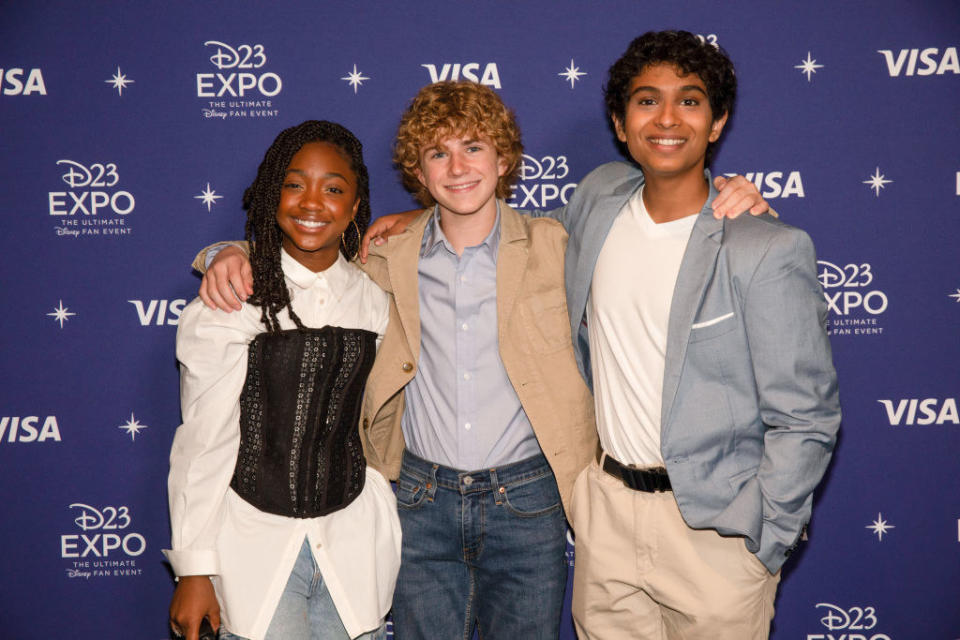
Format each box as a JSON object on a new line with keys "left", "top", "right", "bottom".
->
{"left": 340, "top": 219, "right": 361, "bottom": 261}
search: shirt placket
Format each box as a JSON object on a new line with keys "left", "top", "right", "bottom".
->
{"left": 455, "top": 247, "right": 478, "bottom": 466}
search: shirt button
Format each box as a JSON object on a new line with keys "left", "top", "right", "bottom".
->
{"left": 461, "top": 323, "right": 469, "bottom": 331}
{"left": 464, "top": 422, "right": 472, "bottom": 431}
{"left": 315, "top": 541, "right": 323, "bottom": 548}
{"left": 460, "top": 275, "right": 466, "bottom": 283}
{"left": 463, "top": 372, "right": 471, "bottom": 380}
{"left": 402, "top": 362, "right": 413, "bottom": 372}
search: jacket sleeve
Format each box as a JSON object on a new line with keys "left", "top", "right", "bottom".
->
{"left": 162, "top": 300, "right": 253, "bottom": 576}
{"left": 191, "top": 241, "right": 250, "bottom": 273}
{"left": 742, "top": 227, "right": 840, "bottom": 572}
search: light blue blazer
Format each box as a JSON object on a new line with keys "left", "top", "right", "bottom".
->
{"left": 543, "top": 161, "right": 840, "bottom": 573}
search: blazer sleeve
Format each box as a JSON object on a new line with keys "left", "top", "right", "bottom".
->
{"left": 742, "top": 227, "right": 840, "bottom": 572}
{"left": 526, "top": 203, "right": 568, "bottom": 227}
{"left": 191, "top": 240, "right": 250, "bottom": 273}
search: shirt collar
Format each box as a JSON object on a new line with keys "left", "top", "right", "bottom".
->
{"left": 280, "top": 248, "right": 353, "bottom": 301}
{"left": 420, "top": 202, "right": 501, "bottom": 258}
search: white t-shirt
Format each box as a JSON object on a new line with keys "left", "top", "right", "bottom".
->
{"left": 587, "top": 187, "right": 696, "bottom": 467}
{"left": 164, "top": 250, "right": 401, "bottom": 640}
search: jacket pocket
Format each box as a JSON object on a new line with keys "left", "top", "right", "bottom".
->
{"left": 688, "top": 310, "right": 737, "bottom": 342}
{"left": 727, "top": 464, "right": 759, "bottom": 495}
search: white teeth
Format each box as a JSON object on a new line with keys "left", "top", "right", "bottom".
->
{"left": 294, "top": 218, "right": 328, "bottom": 228}
{"left": 447, "top": 182, "right": 477, "bottom": 191}
{"left": 651, "top": 138, "right": 684, "bottom": 146}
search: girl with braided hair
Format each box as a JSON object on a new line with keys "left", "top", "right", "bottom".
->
{"left": 165, "top": 121, "right": 400, "bottom": 640}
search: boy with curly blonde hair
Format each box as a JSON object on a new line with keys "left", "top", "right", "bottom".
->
{"left": 370, "top": 80, "right": 596, "bottom": 640}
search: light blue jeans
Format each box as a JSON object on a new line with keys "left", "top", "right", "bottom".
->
{"left": 220, "top": 538, "right": 387, "bottom": 640}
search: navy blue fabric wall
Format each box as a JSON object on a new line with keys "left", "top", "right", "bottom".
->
{"left": 1, "top": 1, "right": 958, "bottom": 637}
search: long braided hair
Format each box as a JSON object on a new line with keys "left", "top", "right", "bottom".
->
{"left": 243, "top": 120, "right": 372, "bottom": 333}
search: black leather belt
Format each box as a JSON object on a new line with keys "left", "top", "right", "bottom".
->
{"left": 597, "top": 448, "right": 671, "bottom": 492}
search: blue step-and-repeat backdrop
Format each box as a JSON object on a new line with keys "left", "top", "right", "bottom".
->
{"left": 2, "top": 1, "right": 958, "bottom": 638}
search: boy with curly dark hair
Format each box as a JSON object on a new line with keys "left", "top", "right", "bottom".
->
{"left": 554, "top": 30, "right": 840, "bottom": 639}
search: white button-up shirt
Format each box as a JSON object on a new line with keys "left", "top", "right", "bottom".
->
{"left": 164, "top": 250, "right": 401, "bottom": 640}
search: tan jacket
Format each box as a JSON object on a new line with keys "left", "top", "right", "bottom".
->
{"left": 359, "top": 203, "right": 596, "bottom": 515}
{"left": 193, "top": 203, "right": 597, "bottom": 515}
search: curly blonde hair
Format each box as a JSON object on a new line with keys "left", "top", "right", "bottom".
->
{"left": 393, "top": 81, "right": 523, "bottom": 206}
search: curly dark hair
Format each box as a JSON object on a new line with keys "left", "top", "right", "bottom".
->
{"left": 243, "top": 120, "right": 371, "bottom": 333}
{"left": 393, "top": 81, "right": 523, "bottom": 206}
{"left": 604, "top": 30, "right": 737, "bottom": 165}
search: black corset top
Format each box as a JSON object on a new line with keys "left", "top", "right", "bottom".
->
{"left": 231, "top": 326, "right": 377, "bottom": 518}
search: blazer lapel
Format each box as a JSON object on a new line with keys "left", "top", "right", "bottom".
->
{"left": 568, "top": 173, "right": 646, "bottom": 357}
{"left": 496, "top": 203, "right": 529, "bottom": 330}
{"left": 574, "top": 176, "right": 644, "bottom": 288}
{"left": 382, "top": 210, "right": 432, "bottom": 361}
{"left": 660, "top": 196, "right": 724, "bottom": 435}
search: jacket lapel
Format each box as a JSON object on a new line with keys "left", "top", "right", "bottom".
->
{"left": 574, "top": 174, "right": 645, "bottom": 290}
{"left": 660, "top": 190, "right": 724, "bottom": 434}
{"left": 496, "top": 203, "right": 529, "bottom": 331}
{"left": 382, "top": 210, "right": 432, "bottom": 361}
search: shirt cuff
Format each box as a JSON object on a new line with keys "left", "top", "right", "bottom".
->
{"left": 163, "top": 548, "right": 220, "bottom": 577}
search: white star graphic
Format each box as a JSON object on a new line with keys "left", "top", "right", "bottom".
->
{"left": 105, "top": 66, "right": 135, "bottom": 96}
{"left": 195, "top": 182, "right": 223, "bottom": 212}
{"left": 949, "top": 288, "right": 960, "bottom": 303}
{"left": 866, "top": 512, "right": 895, "bottom": 541}
{"left": 341, "top": 64, "right": 369, "bottom": 94}
{"left": 794, "top": 52, "right": 824, "bottom": 82}
{"left": 558, "top": 59, "right": 587, "bottom": 89}
{"left": 47, "top": 300, "right": 76, "bottom": 329}
{"left": 863, "top": 167, "right": 892, "bottom": 197}
{"left": 118, "top": 412, "right": 148, "bottom": 441}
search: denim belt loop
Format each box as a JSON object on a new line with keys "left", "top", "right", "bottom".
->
{"left": 489, "top": 467, "right": 504, "bottom": 505}
{"left": 426, "top": 463, "right": 440, "bottom": 501}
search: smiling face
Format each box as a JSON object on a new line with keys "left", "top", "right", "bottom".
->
{"left": 275, "top": 141, "right": 359, "bottom": 272}
{"left": 415, "top": 134, "right": 507, "bottom": 222}
{"left": 612, "top": 63, "right": 728, "bottom": 182}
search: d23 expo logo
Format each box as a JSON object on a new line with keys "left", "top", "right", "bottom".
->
{"left": 808, "top": 603, "right": 891, "bottom": 639}
{"left": 197, "top": 40, "right": 280, "bottom": 119}
{"left": 61, "top": 503, "right": 145, "bottom": 579}
{"left": 817, "top": 261, "right": 888, "bottom": 337}
{"left": 508, "top": 153, "right": 578, "bottom": 210}
{"left": 48, "top": 159, "right": 135, "bottom": 238}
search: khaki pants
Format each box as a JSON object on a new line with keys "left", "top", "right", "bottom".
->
{"left": 570, "top": 459, "right": 780, "bottom": 640}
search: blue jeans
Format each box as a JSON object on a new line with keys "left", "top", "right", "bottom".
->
{"left": 220, "top": 538, "right": 386, "bottom": 640}
{"left": 391, "top": 451, "right": 568, "bottom": 640}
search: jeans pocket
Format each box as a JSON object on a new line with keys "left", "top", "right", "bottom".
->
{"left": 395, "top": 475, "right": 427, "bottom": 509}
{"left": 502, "top": 472, "right": 562, "bottom": 518}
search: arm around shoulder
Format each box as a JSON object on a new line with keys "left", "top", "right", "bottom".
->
{"left": 192, "top": 241, "right": 252, "bottom": 312}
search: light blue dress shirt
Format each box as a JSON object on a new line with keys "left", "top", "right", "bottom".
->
{"left": 400, "top": 206, "right": 541, "bottom": 471}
